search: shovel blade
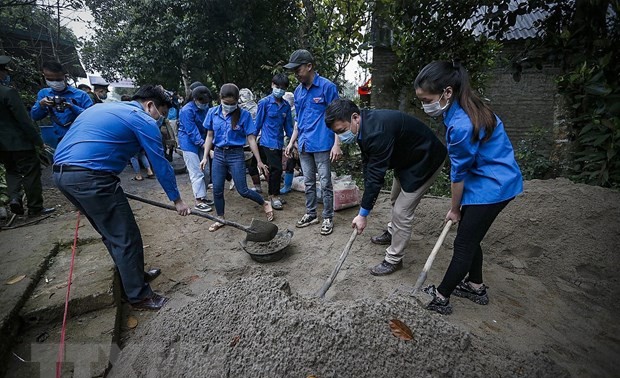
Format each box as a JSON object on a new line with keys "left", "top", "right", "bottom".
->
{"left": 245, "top": 218, "right": 278, "bottom": 242}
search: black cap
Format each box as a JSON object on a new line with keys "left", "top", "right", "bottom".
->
{"left": 189, "top": 81, "right": 204, "bottom": 91}
{"left": 284, "top": 49, "right": 313, "bottom": 69}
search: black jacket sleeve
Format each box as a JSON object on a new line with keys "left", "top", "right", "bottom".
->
{"left": 360, "top": 134, "right": 394, "bottom": 211}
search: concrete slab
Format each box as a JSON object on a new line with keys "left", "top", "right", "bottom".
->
{"left": 5, "top": 307, "right": 118, "bottom": 378}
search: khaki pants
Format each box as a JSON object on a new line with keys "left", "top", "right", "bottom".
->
{"left": 384, "top": 165, "right": 443, "bottom": 264}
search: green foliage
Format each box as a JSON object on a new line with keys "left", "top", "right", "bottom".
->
{"left": 515, "top": 127, "right": 553, "bottom": 180}
{"left": 427, "top": 166, "right": 451, "bottom": 197}
{"left": 0, "top": 164, "right": 7, "bottom": 205}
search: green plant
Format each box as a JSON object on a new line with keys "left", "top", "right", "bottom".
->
{"left": 515, "top": 127, "right": 553, "bottom": 180}
{"left": 427, "top": 167, "right": 451, "bottom": 197}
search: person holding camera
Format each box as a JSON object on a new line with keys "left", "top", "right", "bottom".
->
{"left": 30, "top": 61, "right": 93, "bottom": 142}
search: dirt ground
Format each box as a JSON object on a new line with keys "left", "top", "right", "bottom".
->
{"left": 18, "top": 168, "right": 620, "bottom": 376}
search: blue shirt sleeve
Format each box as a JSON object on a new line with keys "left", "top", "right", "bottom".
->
{"left": 179, "top": 106, "right": 204, "bottom": 147}
{"left": 447, "top": 120, "right": 479, "bottom": 183}
{"left": 31, "top": 89, "right": 49, "bottom": 121}
{"left": 254, "top": 99, "right": 267, "bottom": 134}
{"left": 132, "top": 114, "right": 181, "bottom": 201}
{"left": 324, "top": 82, "right": 339, "bottom": 104}
{"left": 70, "top": 91, "right": 93, "bottom": 115}
{"left": 203, "top": 108, "right": 214, "bottom": 131}
{"left": 241, "top": 110, "right": 258, "bottom": 136}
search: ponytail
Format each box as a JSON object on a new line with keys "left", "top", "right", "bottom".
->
{"left": 415, "top": 60, "right": 496, "bottom": 142}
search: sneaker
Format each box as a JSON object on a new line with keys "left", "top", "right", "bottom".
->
{"left": 423, "top": 285, "right": 453, "bottom": 315}
{"left": 9, "top": 198, "right": 24, "bottom": 215}
{"left": 370, "top": 260, "right": 403, "bottom": 276}
{"left": 194, "top": 203, "right": 212, "bottom": 212}
{"left": 371, "top": 230, "right": 392, "bottom": 245}
{"left": 27, "top": 207, "right": 56, "bottom": 218}
{"left": 320, "top": 218, "right": 333, "bottom": 235}
{"left": 250, "top": 186, "right": 263, "bottom": 194}
{"left": 204, "top": 198, "right": 215, "bottom": 206}
{"left": 453, "top": 280, "right": 489, "bottom": 305}
{"left": 229, "top": 180, "right": 235, "bottom": 190}
{"left": 296, "top": 213, "right": 318, "bottom": 228}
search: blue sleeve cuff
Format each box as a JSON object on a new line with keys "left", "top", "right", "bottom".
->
{"left": 359, "top": 207, "right": 370, "bottom": 217}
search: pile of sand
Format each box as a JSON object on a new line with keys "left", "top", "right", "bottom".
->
{"left": 109, "top": 272, "right": 565, "bottom": 377}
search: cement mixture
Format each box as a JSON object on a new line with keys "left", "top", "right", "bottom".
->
{"left": 108, "top": 272, "right": 565, "bottom": 377}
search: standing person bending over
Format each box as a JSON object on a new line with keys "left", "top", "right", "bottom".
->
{"left": 200, "top": 84, "right": 273, "bottom": 232}
{"left": 178, "top": 85, "right": 214, "bottom": 212}
{"left": 31, "top": 61, "right": 93, "bottom": 142}
{"left": 284, "top": 49, "right": 341, "bottom": 235}
{"left": 255, "top": 73, "right": 293, "bottom": 210}
{"left": 414, "top": 60, "right": 523, "bottom": 315}
{"left": 325, "top": 99, "right": 446, "bottom": 276}
{"left": 53, "top": 85, "right": 191, "bottom": 311}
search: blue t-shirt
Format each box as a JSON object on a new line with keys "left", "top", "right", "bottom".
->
{"left": 443, "top": 101, "right": 523, "bottom": 205}
{"left": 255, "top": 95, "right": 293, "bottom": 149}
{"left": 53, "top": 101, "right": 181, "bottom": 201}
{"left": 31, "top": 86, "right": 94, "bottom": 138}
{"left": 294, "top": 73, "right": 339, "bottom": 153}
{"left": 203, "top": 105, "right": 256, "bottom": 148}
{"left": 178, "top": 101, "right": 208, "bottom": 154}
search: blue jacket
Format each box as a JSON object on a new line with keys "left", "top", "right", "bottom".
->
{"left": 203, "top": 105, "right": 256, "bottom": 148}
{"left": 255, "top": 95, "right": 293, "bottom": 149}
{"left": 31, "top": 86, "right": 93, "bottom": 139}
{"left": 294, "top": 73, "right": 339, "bottom": 153}
{"left": 444, "top": 101, "right": 523, "bottom": 205}
{"left": 178, "top": 101, "right": 208, "bottom": 154}
{"left": 53, "top": 101, "right": 181, "bottom": 201}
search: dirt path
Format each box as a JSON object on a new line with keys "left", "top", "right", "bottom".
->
{"left": 19, "top": 169, "right": 620, "bottom": 376}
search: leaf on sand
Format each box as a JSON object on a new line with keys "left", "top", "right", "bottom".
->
{"left": 230, "top": 335, "right": 240, "bottom": 347}
{"left": 127, "top": 316, "right": 138, "bottom": 329}
{"left": 6, "top": 275, "right": 26, "bottom": 285}
{"left": 388, "top": 319, "right": 414, "bottom": 341}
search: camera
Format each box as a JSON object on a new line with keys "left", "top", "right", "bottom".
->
{"left": 46, "top": 95, "right": 68, "bottom": 112}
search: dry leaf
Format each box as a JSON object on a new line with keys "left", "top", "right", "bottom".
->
{"left": 307, "top": 376, "right": 318, "bottom": 378}
{"left": 230, "top": 335, "right": 240, "bottom": 347}
{"left": 388, "top": 319, "right": 414, "bottom": 341}
{"left": 6, "top": 275, "right": 26, "bottom": 285}
{"left": 127, "top": 316, "right": 138, "bottom": 329}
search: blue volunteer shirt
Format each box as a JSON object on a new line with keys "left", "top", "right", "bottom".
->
{"left": 255, "top": 95, "right": 293, "bottom": 149}
{"left": 178, "top": 101, "right": 208, "bottom": 154}
{"left": 443, "top": 101, "right": 523, "bottom": 205}
{"left": 53, "top": 101, "right": 181, "bottom": 201}
{"left": 203, "top": 105, "right": 256, "bottom": 148}
{"left": 31, "top": 86, "right": 94, "bottom": 138}
{"left": 294, "top": 73, "right": 339, "bottom": 153}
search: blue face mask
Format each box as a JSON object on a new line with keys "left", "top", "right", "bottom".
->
{"left": 338, "top": 130, "right": 357, "bottom": 144}
{"left": 221, "top": 103, "right": 238, "bottom": 113}
{"left": 195, "top": 102, "right": 208, "bottom": 110}
{"left": 272, "top": 87, "right": 285, "bottom": 99}
{"left": 1, "top": 74, "right": 10, "bottom": 86}
{"left": 156, "top": 115, "right": 164, "bottom": 127}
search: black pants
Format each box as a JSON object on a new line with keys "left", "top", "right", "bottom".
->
{"left": 0, "top": 150, "right": 43, "bottom": 212}
{"left": 260, "top": 146, "right": 283, "bottom": 196}
{"left": 53, "top": 169, "right": 152, "bottom": 302}
{"left": 437, "top": 198, "right": 512, "bottom": 298}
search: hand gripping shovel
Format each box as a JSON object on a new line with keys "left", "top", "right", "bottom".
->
{"left": 125, "top": 193, "right": 278, "bottom": 242}
{"left": 411, "top": 220, "right": 453, "bottom": 295}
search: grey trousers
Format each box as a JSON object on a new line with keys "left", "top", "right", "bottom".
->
{"left": 384, "top": 165, "right": 443, "bottom": 264}
{"left": 53, "top": 169, "right": 152, "bottom": 302}
{"left": 299, "top": 151, "right": 334, "bottom": 220}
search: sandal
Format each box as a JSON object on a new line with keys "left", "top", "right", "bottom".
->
{"left": 263, "top": 202, "right": 274, "bottom": 222}
{"left": 208, "top": 221, "right": 225, "bottom": 232}
{"left": 271, "top": 198, "right": 283, "bottom": 210}
{"left": 131, "top": 176, "right": 144, "bottom": 181}
{"left": 146, "top": 174, "right": 155, "bottom": 179}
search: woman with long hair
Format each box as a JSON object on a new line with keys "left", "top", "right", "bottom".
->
{"left": 200, "top": 84, "right": 273, "bottom": 231}
{"left": 414, "top": 60, "right": 523, "bottom": 315}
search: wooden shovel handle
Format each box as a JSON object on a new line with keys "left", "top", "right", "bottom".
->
{"left": 317, "top": 228, "right": 358, "bottom": 298}
{"left": 411, "top": 220, "right": 453, "bottom": 293}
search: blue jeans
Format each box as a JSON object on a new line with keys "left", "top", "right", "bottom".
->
{"left": 130, "top": 150, "right": 151, "bottom": 174}
{"left": 53, "top": 169, "right": 152, "bottom": 302}
{"left": 299, "top": 151, "right": 333, "bottom": 219}
{"left": 212, "top": 147, "right": 264, "bottom": 216}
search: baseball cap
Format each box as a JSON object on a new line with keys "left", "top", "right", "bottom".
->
{"left": 284, "top": 49, "right": 314, "bottom": 69}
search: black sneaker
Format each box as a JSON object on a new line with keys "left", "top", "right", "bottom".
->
{"left": 370, "top": 260, "right": 403, "bottom": 276}
{"left": 296, "top": 213, "right": 318, "bottom": 228}
{"left": 27, "top": 207, "right": 55, "bottom": 218}
{"left": 371, "top": 230, "right": 392, "bottom": 245}
{"left": 9, "top": 198, "right": 24, "bottom": 215}
{"left": 204, "top": 198, "right": 215, "bottom": 206}
{"left": 453, "top": 280, "right": 489, "bottom": 305}
{"left": 194, "top": 203, "right": 212, "bottom": 212}
{"left": 423, "top": 285, "right": 453, "bottom": 315}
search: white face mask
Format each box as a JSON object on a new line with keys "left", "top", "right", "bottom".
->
{"left": 46, "top": 79, "right": 67, "bottom": 92}
{"left": 422, "top": 90, "right": 449, "bottom": 117}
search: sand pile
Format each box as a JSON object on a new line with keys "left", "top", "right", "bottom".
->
{"left": 109, "top": 272, "right": 565, "bottom": 377}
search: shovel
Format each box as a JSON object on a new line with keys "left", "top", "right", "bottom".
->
{"left": 316, "top": 228, "right": 358, "bottom": 298}
{"left": 125, "top": 193, "right": 278, "bottom": 242}
{"left": 411, "top": 220, "right": 453, "bottom": 295}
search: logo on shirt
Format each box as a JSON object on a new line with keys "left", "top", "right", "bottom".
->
{"left": 313, "top": 97, "right": 323, "bottom": 104}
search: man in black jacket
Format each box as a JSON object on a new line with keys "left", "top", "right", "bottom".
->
{"left": 325, "top": 99, "right": 447, "bottom": 276}
{"left": 0, "top": 55, "right": 55, "bottom": 217}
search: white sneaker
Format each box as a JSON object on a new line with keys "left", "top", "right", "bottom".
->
{"left": 229, "top": 180, "right": 235, "bottom": 190}
{"left": 194, "top": 203, "right": 212, "bottom": 212}
{"left": 320, "top": 218, "right": 333, "bottom": 235}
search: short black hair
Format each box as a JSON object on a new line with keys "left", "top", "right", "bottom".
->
{"left": 120, "top": 94, "right": 132, "bottom": 101}
{"left": 131, "top": 85, "right": 173, "bottom": 108}
{"left": 192, "top": 86, "right": 212, "bottom": 103}
{"left": 324, "top": 99, "right": 360, "bottom": 129}
{"left": 272, "top": 73, "right": 289, "bottom": 88}
{"left": 41, "top": 61, "right": 65, "bottom": 73}
{"left": 77, "top": 84, "right": 91, "bottom": 91}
